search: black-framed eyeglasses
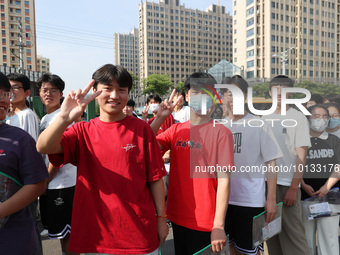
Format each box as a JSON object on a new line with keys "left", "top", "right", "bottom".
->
{"left": 39, "top": 88, "right": 60, "bottom": 95}
{"left": 11, "top": 85, "right": 24, "bottom": 91}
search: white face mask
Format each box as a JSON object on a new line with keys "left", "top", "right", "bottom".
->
{"left": 310, "top": 119, "right": 329, "bottom": 132}
{"left": 148, "top": 103, "right": 160, "bottom": 114}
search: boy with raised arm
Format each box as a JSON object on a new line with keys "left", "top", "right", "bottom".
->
{"left": 150, "top": 72, "right": 234, "bottom": 254}
{"left": 37, "top": 64, "right": 168, "bottom": 255}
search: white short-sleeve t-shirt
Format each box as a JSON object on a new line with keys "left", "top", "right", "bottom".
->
{"left": 40, "top": 108, "right": 77, "bottom": 189}
{"left": 172, "top": 106, "right": 190, "bottom": 123}
{"left": 262, "top": 107, "right": 311, "bottom": 186}
{"left": 6, "top": 108, "right": 40, "bottom": 141}
{"left": 224, "top": 113, "right": 282, "bottom": 207}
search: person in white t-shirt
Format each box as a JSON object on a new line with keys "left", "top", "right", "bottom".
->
{"left": 262, "top": 75, "right": 311, "bottom": 255}
{"left": 220, "top": 75, "right": 282, "bottom": 255}
{"left": 38, "top": 74, "right": 78, "bottom": 255}
{"left": 325, "top": 103, "right": 340, "bottom": 139}
{"left": 171, "top": 89, "right": 190, "bottom": 123}
{"left": 6, "top": 73, "right": 39, "bottom": 141}
{"left": 5, "top": 72, "right": 42, "bottom": 255}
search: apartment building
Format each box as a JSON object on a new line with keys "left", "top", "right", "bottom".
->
{"left": 138, "top": 0, "right": 233, "bottom": 85}
{"left": 37, "top": 55, "right": 49, "bottom": 73}
{"left": 114, "top": 28, "right": 139, "bottom": 76}
{"left": 0, "top": 0, "right": 37, "bottom": 71}
{"left": 233, "top": 0, "right": 338, "bottom": 83}
{"left": 114, "top": 28, "right": 143, "bottom": 105}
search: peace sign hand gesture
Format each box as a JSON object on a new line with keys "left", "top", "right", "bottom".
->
{"left": 60, "top": 80, "right": 102, "bottom": 124}
{"left": 156, "top": 89, "right": 183, "bottom": 121}
{"left": 142, "top": 104, "right": 150, "bottom": 121}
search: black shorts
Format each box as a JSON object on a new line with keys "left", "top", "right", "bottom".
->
{"left": 172, "top": 222, "right": 211, "bottom": 255}
{"left": 225, "top": 204, "right": 264, "bottom": 255}
{"left": 45, "top": 186, "right": 75, "bottom": 239}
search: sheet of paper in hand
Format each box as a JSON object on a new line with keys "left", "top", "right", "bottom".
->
{"left": 252, "top": 202, "right": 283, "bottom": 248}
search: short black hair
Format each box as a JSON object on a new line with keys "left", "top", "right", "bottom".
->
{"left": 221, "top": 75, "right": 249, "bottom": 95}
{"left": 324, "top": 94, "right": 340, "bottom": 105}
{"left": 7, "top": 73, "right": 31, "bottom": 91}
{"left": 324, "top": 102, "right": 340, "bottom": 114}
{"left": 146, "top": 94, "right": 162, "bottom": 104}
{"left": 0, "top": 72, "right": 11, "bottom": 91}
{"left": 184, "top": 72, "right": 217, "bottom": 93}
{"left": 92, "top": 64, "right": 132, "bottom": 92}
{"left": 309, "top": 94, "right": 323, "bottom": 104}
{"left": 307, "top": 104, "right": 329, "bottom": 119}
{"left": 175, "top": 88, "right": 186, "bottom": 98}
{"left": 269, "top": 75, "right": 294, "bottom": 90}
{"left": 126, "top": 99, "right": 135, "bottom": 107}
{"left": 37, "top": 73, "right": 65, "bottom": 92}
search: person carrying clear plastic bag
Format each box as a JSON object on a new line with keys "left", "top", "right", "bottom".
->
{"left": 301, "top": 104, "right": 340, "bottom": 255}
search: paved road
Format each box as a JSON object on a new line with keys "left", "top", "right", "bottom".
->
{"left": 42, "top": 227, "right": 175, "bottom": 255}
{"left": 41, "top": 223, "right": 340, "bottom": 254}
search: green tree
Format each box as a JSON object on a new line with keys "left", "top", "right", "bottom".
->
{"left": 95, "top": 100, "right": 100, "bottom": 116}
{"left": 251, "top": 83, "right": 270, "bottom": 98}
{"left": 293, "top": 80, "right": 340, "bottom": 98}
{"left": 251, "top": 80, "right": 340, "bottom": 99}
{"left": 128, "top": 71, "right": 139, "bottom": 92}
{"left": 142, "top": 73, "right": 173, "bottom": 96}
{"left": 175, "top": 81, "right": 185, "bottom": 92}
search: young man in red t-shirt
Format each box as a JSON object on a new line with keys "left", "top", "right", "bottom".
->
{"left": 37, "top": 64, "right": 169, "bottom": 254}
{"left": 150, "top": 72, "right": 235, "bottom": 254}
{"left": 142, "top": 94, "right": 175, "bottom": 135}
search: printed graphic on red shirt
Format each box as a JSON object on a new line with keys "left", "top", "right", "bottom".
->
{"left": 157, "top": 120, "right": 235, "bottom": 231}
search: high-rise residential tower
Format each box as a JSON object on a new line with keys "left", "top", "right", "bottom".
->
{"left": 0, "top": 0, "right": 37, "bottom": 71}
{"left": 114, "top": 28, "right": 139, "bottom": 76}
{"left": 37, "top": 55, "right": 49, "bottom": 73}
{"left": 138, "top": 0, "right": 233, "bottom": 85}
{"left": 114, "top": 28, "right": 142, "bottom": 105}
{"left": 233, "top": 0, "right": 338, "bottom": 83}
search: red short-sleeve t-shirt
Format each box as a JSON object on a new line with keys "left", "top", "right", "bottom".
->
{"left": 49, "top": 116, "right": 167, "bottom": 254}
{"left": 148, "top": 114, "right": 175, "bottom": 135}
{"left": 156, "top": 119, "right": 234, "bottom": 231}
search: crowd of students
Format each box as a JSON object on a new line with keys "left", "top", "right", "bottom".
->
{"left": 0, "top": 64, "right": 340, "bottom": 255}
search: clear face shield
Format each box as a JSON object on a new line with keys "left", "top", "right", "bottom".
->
{"left": 0, "top": 173, "right": 22, "bottom": 228}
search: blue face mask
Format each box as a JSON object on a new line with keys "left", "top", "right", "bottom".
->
{"left": 310, "top": 119, "right": 329, "bottom": 132}
{"left": 328, "top": 117, "right": 340, "bottom": 129}
{"left": 189, "top": 94, "right": 213, "bottom": 115}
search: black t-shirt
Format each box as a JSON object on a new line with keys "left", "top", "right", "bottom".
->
{"left": 301, "top": 133, "right": 340, "bottom": 200}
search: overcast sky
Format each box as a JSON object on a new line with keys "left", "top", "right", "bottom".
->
{"left": 35, "top": 0, "right": 232, "bottom": 94}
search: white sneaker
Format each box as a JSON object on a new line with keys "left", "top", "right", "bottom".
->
{"left": 40, "top": 229, "right": 48, "bottom": 237}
